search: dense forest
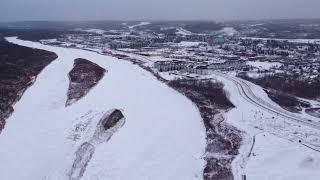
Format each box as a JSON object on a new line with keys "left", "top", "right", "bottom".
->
{"left": 239, "top": 73, "right": 320, "bottom": 100}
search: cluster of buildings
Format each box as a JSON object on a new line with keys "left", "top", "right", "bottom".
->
{"left": 42, "top": 25, "right": 319, "bottom": 81}
{"left": 154, "top": 59, "right": 249, "bottom": 75}
{"left": 109, "top": 41, "right": 151, "bottom": 49}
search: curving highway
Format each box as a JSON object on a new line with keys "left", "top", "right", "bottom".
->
{"left": 213, "top": 71, "right": 320, "bottom": 131}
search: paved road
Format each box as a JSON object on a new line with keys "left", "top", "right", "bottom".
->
{"left": 213, "top": 71, "right": 320, "bottom": 131}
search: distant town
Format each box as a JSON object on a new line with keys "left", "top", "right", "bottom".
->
{"left": 40, "top": 22, "right": 320, "bottom": 84}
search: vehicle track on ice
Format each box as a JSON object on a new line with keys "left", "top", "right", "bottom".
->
{"left": 69, "top": 109, "right": 125, "bottom": 180}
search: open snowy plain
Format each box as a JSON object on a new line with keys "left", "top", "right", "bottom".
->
{"left": 0, "top": 37, "right": 206, "bottom": 180}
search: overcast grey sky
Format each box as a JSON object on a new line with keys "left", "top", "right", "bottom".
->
{"left": 1, "top": 0, "right": 320, "bottom": 22}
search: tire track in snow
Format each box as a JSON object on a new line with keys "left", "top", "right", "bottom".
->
{"left": 69, "top": 109, "right": 125, "bottom": 180}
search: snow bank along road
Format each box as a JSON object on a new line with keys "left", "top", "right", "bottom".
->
{"left": 0, "top": 37, "right": 206, "bottom": 180}
{"left": 211, "top": 72, "right": 320, "bottom": 180}
{"left": 213, "top": 71, "right": 320, "bottom": 131}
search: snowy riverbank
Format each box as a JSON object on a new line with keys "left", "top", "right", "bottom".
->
{"left": 0, "top": 37, "right": 206, "bottom": 180}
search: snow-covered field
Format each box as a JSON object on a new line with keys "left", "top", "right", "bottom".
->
{"left": 75, "top": 28, "right": 106, "bottom": 35}
{"left": 247, "top": 61, "right": 283, "bottom": 70}
{"left": 211, "top": 72, "right": 320, "bottom": 180}
{"left": 219, "top": 27, "right": 238, "bottom": 36}
{"left": 128, "top": 22, "right": 151, "bottom": 29}
{"left": 176, "top": 27, "right": 193, "bottom": 36}
{"left": 0, "top": 37, "right": 206, "bottom": 180}
{"left": 178, "top": 41, "right": 202, "bottom": 47}
{"left": 245, "top": 133, "right": 320, "bottom": 180}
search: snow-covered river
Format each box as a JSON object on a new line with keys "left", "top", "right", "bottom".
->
{"left": 0, "top": 37, "right": 206, "bottom": 180}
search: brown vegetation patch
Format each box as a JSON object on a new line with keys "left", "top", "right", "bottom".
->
{"left": 103, "top": 109, "right": 124, "bottom": 130}
{"left": 66, "top": 58, "right": 106, "bottom": 106}
{"left": 238, "top": 73, "right": 320, "bottom": 100}
{"left": 168, "top": 79, "right": 241, "bottom": 180}
{"left": 264, "top": 89, "right": 311, "bottom": 113}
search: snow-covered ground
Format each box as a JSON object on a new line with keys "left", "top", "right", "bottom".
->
{"left": 128, "top": 22, "right": 151, "bottom": 29}
{"left": 247, "top": 61, "right": 283, "bottom": 70}
{"left": 219, "top": 27, "right": 238, "bottom": 36}
{"left": 176, "top": 27, "right": 193, "bottom": 36}
{"left": 75, "top": 28, "right": 106, "bottom": 35}
{"left": 0, "top": 37, "right": 206, "bottom": 180}
{"left": 178, "top": 41, "right": 202, "bottom": 47}
{"left": 211, "top": 72, "right": 320, "bottom": 180}
{"left": 245, "top": 133, "right": 320, "bottom": 180}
